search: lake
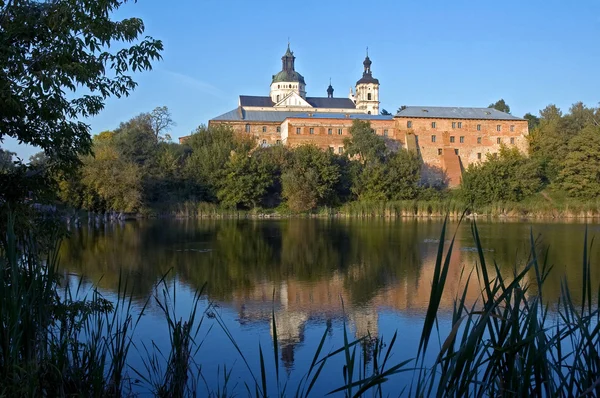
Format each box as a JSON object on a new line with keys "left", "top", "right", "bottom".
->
{"left": 58, "top": 218, "right": 600, "bottom": 395}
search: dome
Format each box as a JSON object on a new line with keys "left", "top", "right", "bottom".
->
{"left": 272, "top": 70, "right": 306, "bottom": 85}
{"left": 356, "top": 75, "right": 379, "bottom": 85}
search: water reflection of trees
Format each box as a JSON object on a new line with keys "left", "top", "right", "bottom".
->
{"left": 58, "top": 219, "right": 600, "bottom": 309}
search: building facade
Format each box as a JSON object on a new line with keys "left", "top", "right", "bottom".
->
{"left": 196, "top": 45, "right": 528, "bottom": 187}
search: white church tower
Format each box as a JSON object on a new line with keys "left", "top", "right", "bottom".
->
{"left": 354, "top": 49, "right": 380, "bottom": 115}
{"left": 270, "top": 44, "right": 307, "bottom": 104}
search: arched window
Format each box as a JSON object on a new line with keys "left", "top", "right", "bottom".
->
{"left": 278, "top": 85, "right": 280, "bottom": 89}
{"left": 289, "top": 84, "right": 292, "bottom": 88}
{"left": 245, "top": 124, "right": 250, "bottom": 133}
{"left": 368, "top": 93, "right": 372, "bottom": 100}
{"left": 368, "top": 111, "right": 371, "bottom": 115}
{"left": 276, "top": 95, "right": 280, "bottom": 102}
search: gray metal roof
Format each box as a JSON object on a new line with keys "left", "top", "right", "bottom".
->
{"left": 211, "top": 108, "right": 388, "bottom": 123}
{"left": 396, "top": 106, "right": 524, "bottom": 120}
{"left": 240, "top": 96, "right": 274, "bottom": 107}
{"left": 306, "top": 97, "right": 356, "bottom": 109}
{"left": 211, "top": 108, "right": 304, "bottom": 122}
{"left": 291, "top": 113, "right": 392, "bottom": 120}
{"left": 239, "top": 95, "right": 356, "bottom": 109}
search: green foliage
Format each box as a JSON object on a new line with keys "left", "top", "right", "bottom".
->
{"left": 523, "top": 112, "right": 540, "bottom": 131}
{"left": 343, "top": 119, "right": 387, "bottom": 165}
{"left": 217, "top": 149, "right": 277, "bottom": 209}
{"left": 529, "top": 102, "right": 600, "bottom": 185}
{"left": 0, "top": 0, "right": 162, "bottom": 168}
{"left": 183, "top": 124, "right": 254, "bottom": 202}
{"left": 353, "top": 150, "right": 421, "bottom": 201}
{"left": 488, "top": 98, "right": 511, "bottom": 114}
{"left": 460, "top": 146, "right": 544, "bottom": 206}
{"left": 282, "top": 145, "right": 340, "bottom": 212}
{"left": 558, "top": 125, "right": 600, "bottom": 199}
{"left": 81, "top": 136, "right": 142, "bottom": 212}
{"left": 0, "top": 148, "right": 15, "bottom": 171}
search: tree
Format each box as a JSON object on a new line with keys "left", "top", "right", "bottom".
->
{"left": 113, "top": 114, "right": 157, "bottom": 167}
{"left": 380, "top": 109, "right": 392, "bottom": 116}
{"left": 539, "top": 104, "right": 562, "bottom": 121}
{"left": 0, "top": 149, "right": 15, "bottom": 171}
{"left": 183, "top": 125, "right": 254, "bottom": 201}
{"left": 81, "top": 137, "right": 142, "bottom": 212}
{"left": 558, "top": 125, "right": 600, "bottom": 199}
{"left": 488, "top": 99, "right": 511, "bottom": 114}
{"left": 343, "top": 120, "right": 387, "bottom": 166}
{"left": 217, "top": 150, "right": 277, "bottom": 208}
{"left": 281, "top": 145, "right": 340, "bottom": 212}
{"left": 352, "top": 150, "right": 421, "bottom": 201}
{"left": 149, "top": 106, "right": 175, "bottom": 141}
{"left": 0, "top": 0, "right": 162, "bottom": 167}
{"left": 523, "top": 113, "right": 540, "bottom": 131}
{"left": 460, "top": 146, "right": 543, "bottom": 206}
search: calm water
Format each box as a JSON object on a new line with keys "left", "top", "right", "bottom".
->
{"left": 59, "top": 218, "right": 600, "bottom": 395}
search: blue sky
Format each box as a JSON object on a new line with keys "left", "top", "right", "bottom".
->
{"left": 4, "top": 0, "right": 600, "bottom": 158}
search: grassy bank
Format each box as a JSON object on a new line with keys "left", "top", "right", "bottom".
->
{"left": 3, "top": 211, "right": 600, "bottom": 396}
{"left": 142, "top": 190, "right": 600, "bottom": 220}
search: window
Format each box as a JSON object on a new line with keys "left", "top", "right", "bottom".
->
{"left": 510, "top": 125, "right": 515, "bottom": 132}
{"left": 459, "top": 136, "right": 464, "bottom": 143}
{"left": 276, "top": 95, "right": 280, "bottom": 102}
{"left": 276, "top": 140, "right": 281, "bottom": 145}
{"left": 452, "top": 122, "right": 456, "bottom": 128}
{"left": 431, "top": 135, "right": 436, "bottom": 143}
{"left": 383, "top": 129, "right": 388, "bottom": 137}
{"left": 510, "top": 137, "right": 515, "bottom": 144}
{"left": 454, "top": 149, "right": 459, "bottom": 155}
{"left": 431, "top": 122, "right": 437, "bottom": 128}
{"left": 338, "top": 147, "right": 343, "bottom": 154}
{"left": 296, "top": 127, "right": 301, "bottom": 135}
{"left": 338, "top": 128, "right": 343, "bottom": 135}
{"left": 328, "top": 128, "right": 332, "bottom": 135}
{"left": 367, "top": 93, "right": 372, "bottom": 100}
{"left": 458, "top": 122, "right": 462, "bottom": 128}
{"left": 276, "top": 126, "right": 281, "bottom": 133}
{"left": 407, "top": 121, "right": 412, "bottom": 128}
{"left": 450, "top": 136, "right": 455, "bottom": 143}
{"left": 497, "top": 138, "right": 501, "bottom": 144}
{"left": 477, "top": 124, "right": 481, "bottom": 131}
{"left": 262, "top": 139, "right": 266, "bottom": 144}
{"left": 309, "top": 128, "right": 314, "bottom": 135}
{"left": 367, "top": 111, "right": 371, "bottom": 114}
{"left": 438, "top": 148, "right": 442, "bottom": 155}
{"left": 496, "top": 125, "right": 501, "bottom": 132}
{"left": 245, "top": 124, "right": 251, "bottom": 133}
{"left": 328, "top": 147, "right": 334, "bottom": 153}
{"left": 477, "top": 153, "right": 482, "bottom": 160}
{"left": 477, "top": 137, "right": 482, "bottom": 144}
{"left": 262, "top": 126, "right": 266, "bottom": 133}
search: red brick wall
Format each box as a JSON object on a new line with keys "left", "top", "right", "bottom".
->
{"left": 283, "top": 117, "right": 399, "bottom": 154}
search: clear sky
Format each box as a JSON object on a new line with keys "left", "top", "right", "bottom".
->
{"left": 4, "top": 0, "right": 600, "bottom": 159}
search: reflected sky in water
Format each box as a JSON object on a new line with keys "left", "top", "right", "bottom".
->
{"left": 59, "top": 219, "right": 600, "bottom": 395}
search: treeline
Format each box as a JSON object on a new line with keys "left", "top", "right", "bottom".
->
{"left": 10, "top": 101, "right": 600, "bottom": 214}
{"left": 32, "top": 111, "right": 428, "bottom": 213}
{"left": 460, "top": 102, "right": 600, "bottom": 206}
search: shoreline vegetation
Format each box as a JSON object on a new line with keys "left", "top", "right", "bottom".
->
{"left": 2, "top": 212, "right": 600, "bottom": 396}
{"left": 68, "top": 196, "right": 600, "bottom": 222}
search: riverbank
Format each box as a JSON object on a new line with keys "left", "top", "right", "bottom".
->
{"left": 150, "top": 195, "right": 600, "bottom": 220}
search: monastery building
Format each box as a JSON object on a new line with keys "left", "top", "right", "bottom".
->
{"left": 197, "top": 45, "right": 528, "bottom": 187}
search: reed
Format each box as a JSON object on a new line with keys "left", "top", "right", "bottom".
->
{"left": 1, "top": 208, "right": 600, "bottom": 396}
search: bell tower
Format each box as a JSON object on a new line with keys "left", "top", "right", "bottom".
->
{"left": 354, "top": 48, "right": 380, "bottom": 115}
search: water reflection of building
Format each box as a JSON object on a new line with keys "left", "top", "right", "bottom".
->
{"left": 221, "top": 239, "right": 522, "bottom": 369}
